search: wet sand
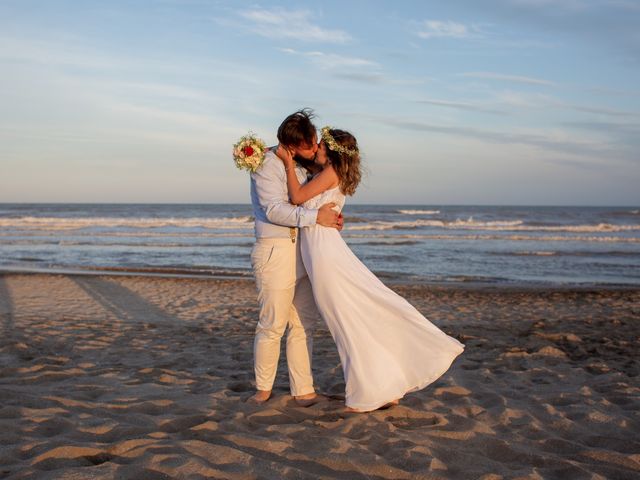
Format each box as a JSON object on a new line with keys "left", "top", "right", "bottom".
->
{"left": 0, "top": 273, "right": 639, "bottom": 479}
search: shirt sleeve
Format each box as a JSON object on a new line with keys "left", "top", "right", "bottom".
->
{"left": 253, "top": 154, "right": 318, "bottom": 228}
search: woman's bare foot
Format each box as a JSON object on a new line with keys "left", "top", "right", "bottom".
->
{"left": 345, "top": 399, "right": 400, "bottom": 413}
{"left": 380, "top": 399, "right": 400, "bottom": 409}
{"left": 345, "top": 406, "right": 365, "bottom": 413}
{"left": 248, "top": 390, "right": 271, "bottom": 404}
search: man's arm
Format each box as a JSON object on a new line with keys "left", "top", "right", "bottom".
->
{"left": 253, "top": 154, "right": 318, "bottom": 228}
{"left": 253, "top": 154, "right": 342, "bottom": 229}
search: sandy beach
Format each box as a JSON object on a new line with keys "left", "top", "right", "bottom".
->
{"left": 0, "top": 272, "right": 639, "bottom": 479}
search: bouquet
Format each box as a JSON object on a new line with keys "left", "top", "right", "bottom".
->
{"left": 233, "top": 132, "right": 267, "bottom": 173}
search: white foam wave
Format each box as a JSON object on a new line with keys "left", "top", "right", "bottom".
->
{"left": 514, "top": 251, "right": 557, "bottom": 256}
{"left": 397, "top": 209, "right": 440, "bottom": 215}
{"left": 343, "top": 233, "right": 640, "bottom": 243}
{"left": 345, "top": 217, "right": 640, "bottom": 233}
{"left": 0, "top": 216, "right": 254, "bottom": 230}
{"left": 3, "top": 215, "right": 639, "bottom": 238}
{"left": 346, "top": 218, "right": 523, "bottom": 231}
{"left": 0, "top": 231, "right": 254, "bottom": 239}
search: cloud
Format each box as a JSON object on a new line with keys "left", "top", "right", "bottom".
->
{"left": 239, "top": 8, "right": 351, "bottom": 43}
{"left": 0, "top": 35, "right": 118, "bottom": 69}
{"left": 561, "top": 120, "right": 640, "bottom": 149}
{"left": 375, "top": 116, "right": 618, "bottom": 159}
{"left": 416, "top": 98, "right": 507, "bottom": 115}
{"left": 507, "top": 0, "right": 578, "bottom": 7}
{"left": 585, "top": 85, "right": 640, "bottom": 98}
{"left": 561, "top": 104, "right": 638, "bottom": 118}
{"left": 280, "top": 48, "right": 431, "bottom": 87}
{"left": 461, "top": 71, "right": 555, "bottom": 86}
{"left": 280, "top": 48, "right": 379, "bottom": 69}
{"left": 493, "top": 91, "right": 553, "bottom": 108}
{"left": 280, "top": 48, "right": 388, "bottom": 86}
{"left": 492, "top": 91, "right": 640, "bottom": 119}
{"left": 541, "top": 157, "right": 628, "bottom": 173}
{"left": 456, "top": 0, "right": 640, "bottom": 62}
{"left": 505, "top": 0, "right": 639, "bottom": 12}
{"left": 562, "top": 120, "right": 640, "bottom": 134}
{"left": 333, "top": 72, "right": 386, "bottom": 84}
{"left": 417, "top": 20, "right": 476, "bottom": 39}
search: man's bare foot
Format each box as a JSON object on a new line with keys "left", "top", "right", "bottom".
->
{"left": 294, "top": 393, "right": 323, "bottom": 407}
{"left": 248, "top": 390, "right": 271, "bottom": 404}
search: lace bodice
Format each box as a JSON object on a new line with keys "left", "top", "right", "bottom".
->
{"left": 303, "top": 186, "right": 346, "bottom": 212}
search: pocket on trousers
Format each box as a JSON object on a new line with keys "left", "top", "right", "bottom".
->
{"left": 251, "top": 244, "right": 275, "bottom": 273}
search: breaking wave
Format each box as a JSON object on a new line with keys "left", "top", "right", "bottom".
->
{"left": 346, "top": 218, "right": 640, "bottom": 233}
{"left": 0, "top": 216, "right": 254, "bottom": 230}
{"left": 397, "top": 209, "right": 440, "bottom": 215}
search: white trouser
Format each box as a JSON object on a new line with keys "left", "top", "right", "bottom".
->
{"left": 251, "top": 237, "right": 318, "bottom": 396}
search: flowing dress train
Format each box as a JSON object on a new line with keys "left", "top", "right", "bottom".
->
{"left": 301, "top": 187, "right": 465, "bottom": 411}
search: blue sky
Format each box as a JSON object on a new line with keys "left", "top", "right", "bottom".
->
{"left": 1, "top": 0, "right": 639, "bottom": 205}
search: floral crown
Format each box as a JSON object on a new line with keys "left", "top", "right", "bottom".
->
{"left": 321, "top": 126, "right": 358, "bottom": 157}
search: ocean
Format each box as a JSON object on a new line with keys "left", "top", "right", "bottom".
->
{"left": 0, "top": 203, "right": 638, "bottom": 286}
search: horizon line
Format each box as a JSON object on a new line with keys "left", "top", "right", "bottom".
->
{"left": 0, "top": 202, "right": 638, "bottom": 208}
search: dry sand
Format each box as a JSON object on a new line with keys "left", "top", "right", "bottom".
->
{"left": 0, "top": 273, "right": 639, "bottom": 479}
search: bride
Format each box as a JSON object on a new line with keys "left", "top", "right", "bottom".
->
{"left": 276, "top": 127, "right": 464, "bottom": 412}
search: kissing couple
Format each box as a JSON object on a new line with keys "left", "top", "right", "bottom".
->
{"left": 249, "top": 109, "right": 464, "bottom": 412}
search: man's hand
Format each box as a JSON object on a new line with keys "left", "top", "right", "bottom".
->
{"left": 337, "top": 213, "right": 344, "bottom": 232}
{"left": 317, "top": 202, "right": 341, "bottom": 229}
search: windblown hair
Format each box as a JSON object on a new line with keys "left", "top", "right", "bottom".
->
{"left": 277, "top": 108, "right": 317, "bottom": 148}
{"left": 325, "top": 129, "right": 361, "bottom": 196}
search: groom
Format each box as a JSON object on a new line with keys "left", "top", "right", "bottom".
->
{"left": 249, "top": 109, "right": 342, "bottom": 405}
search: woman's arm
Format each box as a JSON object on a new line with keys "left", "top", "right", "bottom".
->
{"left": 276, "top": 146, "right": 339, "bottom": 205}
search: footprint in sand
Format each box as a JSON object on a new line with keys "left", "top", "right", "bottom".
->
{"left": 32, "top": 416, "right": 75, "bottom": 438}
{"left": 386, "top": 412, "right": 445, "bottom": 430}
{"left": 538, "top": 437, "right": 584, "bottom": 455}
{"left": 476, "top": 392, "right": 506, "bottom": 410}
{"left": 434, "top": 385, "right": 472, "bottom": 400}
{"left": 159, "top": 414, "right": 209, "bottom": 433}
{"left": 231, "top": 350, "right": 251, "bottom": 362}
{"left": 30, "top": 446, "right": 113, "bottom": 471}
{"left": 227, "top": 381, "right": 253, "bottom": 393}
{"left": 246, "top": 409, "right": 298, "bottom": 426}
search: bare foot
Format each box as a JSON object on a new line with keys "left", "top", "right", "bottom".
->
{"left": 294, "top": 393, "right": 323, "bottom": 407}
{"left": 345, "top": 399, "right": 400, "bottom": 413}
{"left": 344, "top": 406, "right": 365, "bottom": 413}
{"left": 247, "top": 390, "right": 271, "bottom": 404}
{"left": 380, "top": 399, "right": 400, "bottom": 410}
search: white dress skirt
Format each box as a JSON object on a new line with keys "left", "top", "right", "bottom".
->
{"left": 301, "top": 186, "right": 465, "bottom": 411}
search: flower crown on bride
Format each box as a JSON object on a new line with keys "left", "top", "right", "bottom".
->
{"left": 321, "top": 126, "right": 359, "bottom": 157}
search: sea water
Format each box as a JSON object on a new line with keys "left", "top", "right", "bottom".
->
{"left": 0, "top": 204, "right": 638, "bottom": 286}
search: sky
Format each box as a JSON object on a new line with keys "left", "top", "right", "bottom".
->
{"left": 0, "top": 0, "right": 639, "bottom": 205}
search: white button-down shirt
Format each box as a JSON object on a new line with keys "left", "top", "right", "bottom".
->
{"left": 250, "top": 150, "right": 318, "bottom": 239}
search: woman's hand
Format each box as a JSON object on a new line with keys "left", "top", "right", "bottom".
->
{"left": 275, "top": 144, "right": 295, "bottom": 167}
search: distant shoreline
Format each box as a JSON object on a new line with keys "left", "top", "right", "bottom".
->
{"left": 1, "top": 202, "right": 639, "bottom": 208}
{"left": 2, "top": 266, "right": 639, "bottom": 292}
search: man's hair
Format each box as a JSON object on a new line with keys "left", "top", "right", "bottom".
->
{"left": 277, "top": 108, "right": 317, "bottom": 147}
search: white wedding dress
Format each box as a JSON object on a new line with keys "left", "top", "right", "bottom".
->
{"left": 301, "top": 186, "right": 465, "bottom": 411}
